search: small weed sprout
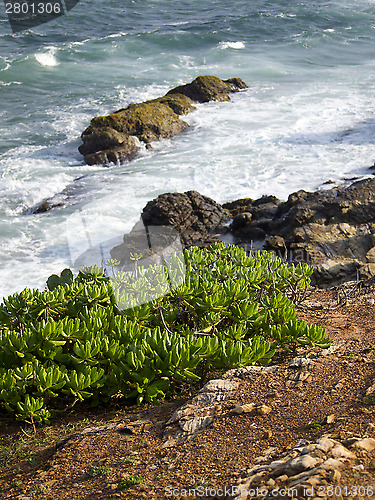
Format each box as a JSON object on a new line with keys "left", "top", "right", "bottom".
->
{"left": 116, "top": 475, "right": 143, "bottom": 489}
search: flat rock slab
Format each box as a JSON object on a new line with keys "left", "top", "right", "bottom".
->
{"left": 163, "top": 377, "right": 239, "bottom": 447}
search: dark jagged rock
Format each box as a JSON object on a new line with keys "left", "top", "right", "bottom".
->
{"left": 231, "top": 212, "right": 252, "bottom": 231}
{"left": 222, "top": 198, "right": 254, "bottom": 216}
{"left": 139, "top": 190, "right": 230, "bottom": 248}
{"left": 227, "top": 177, "right": 375, "bottom": 286}
{"left": 223, "top": 195, "right": 282, "bottom": 220}
{"left": 78, "top": 129, "right": 138, "bottom": 158}
{"left": 224, "top": 195, "right": 283, "bottom": 238}
{"left": 108, "top": 177, "right": 375, "bottom": 286}
{"left": 84, "top": 143, "right": 139, "bottom": 166}
{"left": 109, "top": 191, "right": 230, "bottom": 270}
{"left": 79, "top": 75, "right": 247, "bottom": 166}
{"left": 26, "top": 199, "right": 64, "bottom": 214}
{"left": 264, "top": 235, "right": 287, "bottom": 253}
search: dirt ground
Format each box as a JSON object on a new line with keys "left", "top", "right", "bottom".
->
{"left": 1, "top": 284, "right": 375, "bottom": 500}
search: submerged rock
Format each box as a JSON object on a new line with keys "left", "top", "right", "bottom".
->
{"left": 79, "top": 75, "right": 247, "bottom": 165}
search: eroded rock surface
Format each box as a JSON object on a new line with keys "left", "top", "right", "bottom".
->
{"left": 140, "top": 190, "right": 229, "bottom": 248}
{"left": 226, "top": 434, "right": 372, "bottom": 500}
{"left": 109, "top": 190, "right": 229, "bottom": 268}
{"left": 224, "top": 177, "right": 375, "bottom": 285}
{"left": 163, "top": 378, "right": 239, "bottom": 447}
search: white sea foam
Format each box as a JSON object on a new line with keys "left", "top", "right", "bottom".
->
{"left": 0, "top": 81, "right": 22, "bottom": 86}
{"left": 0, "top": 59, "right": 10, "bottom": 71}
{"left": 218, "top": 41, "right": 245, "bottom": 50}
{"left": 35, "top": 47, "right": 59, "bottom": 67}
{"left": 275, "top": 13, "right": 296, "bottom": 18}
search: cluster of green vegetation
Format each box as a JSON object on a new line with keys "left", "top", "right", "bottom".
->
{"left": 0, "top": 243, "right": 329, "bottom": 425}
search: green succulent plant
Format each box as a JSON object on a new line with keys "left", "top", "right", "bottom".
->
{"left": 0, "top": 243, "right": 329, "bottom": 423}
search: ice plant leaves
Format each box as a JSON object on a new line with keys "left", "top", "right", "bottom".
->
{"left": 0, "top": 243, "right": 329, "bottom": 423}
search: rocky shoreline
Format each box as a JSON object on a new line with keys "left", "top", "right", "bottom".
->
{"left": 110, "top": 175, "right": 375, "bottom": 287}
{"left": 27, "top": 175, "right": 375, "bottom": 287}
{"left": 24, "top": 73, "right": 375, "bottom": 286}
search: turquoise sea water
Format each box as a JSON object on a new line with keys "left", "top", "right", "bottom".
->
{"left": 1, "top": 0, "right": 375, "bottom": 297}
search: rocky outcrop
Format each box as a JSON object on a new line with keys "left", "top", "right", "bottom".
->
{"left": 224, "top": 195, "right": 283, "bottom": 241}
{"left": 79, "top": 75, "right": 247, "bottom": 165}
{"left": 140, "top": 190, "right": 230, "bottom": 248}
{"left": 226, "top": 435, "right": 369, "bottom": 500}
{"left": 163, "top": 379, "right": 239, "bottom": 447}
{"left": 166, "top": 75, "right": 247, "bottom": 103}
{"left": 225, "top": 177, "right": 375, "bottom": 286}
{"left": 109, "top": 178, "right": 375, "bottom": 286}
{"left": 109, "top": 190, "right": 230, "bottom": 269}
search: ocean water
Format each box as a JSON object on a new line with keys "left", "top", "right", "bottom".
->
{"left": 1, "top": 0, "right": 375, "bottom": 298}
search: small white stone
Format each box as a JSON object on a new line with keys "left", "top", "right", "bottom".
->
{"left": 256, "top": 404, "right": 272, "bottom": 415}
{"left": 318, "top": 457, "right": 346, "bottom": 470}
{"left": 351, "top": 438, "right": 375, "bottom": 452}
{"left": 353, "top": 464, "right": 365, "bottom": 472}
{"left": 233, "top": 403, "right": 256, "bottom": 414}
{"left": 316, "top": 437, "right": 336, "bottom": 453}
{"left": 324, "top": 414, "right": 336, "bottom": 424}
{"left": 329, "top": 444, "right": 355, "bottom": 460}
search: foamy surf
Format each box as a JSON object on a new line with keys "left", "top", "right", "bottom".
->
{"left": 218, "top": 41, "right": 245, "bottom": 49}
{"left": 35, "top": 48, "right": 59, "bottom": 67}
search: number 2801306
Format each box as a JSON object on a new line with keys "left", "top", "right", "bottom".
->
{"left": 5, "top": 2, "right": 61, "bottom": 15}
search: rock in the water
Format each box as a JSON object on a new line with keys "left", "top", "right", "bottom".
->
{"left": 82, "top": 137, "right": 139, "bottom": 165}
{"left": 79, "top": 75, "right": 247, "bottom": 165}
{"left": 167, "top": 75, "right": 247, "bottom": 103}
